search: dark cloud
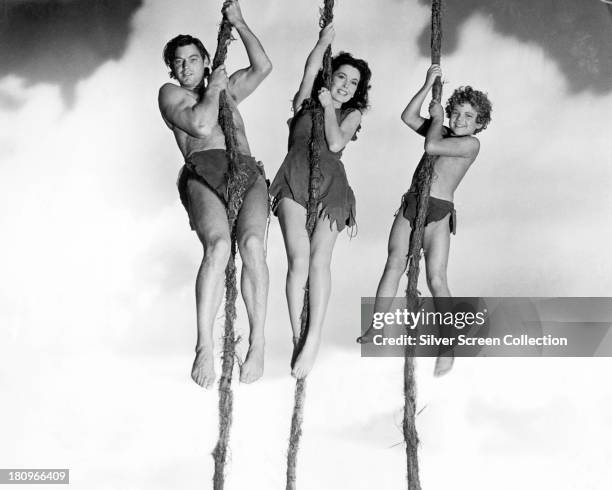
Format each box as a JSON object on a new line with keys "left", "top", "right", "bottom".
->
{"left": 415, "top": 0, "right": 612, "bottom": 93}
{"left": 0, "top": 0, "right": 143, "bottom": 108}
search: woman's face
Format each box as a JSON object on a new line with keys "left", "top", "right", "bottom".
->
{"left": 330, "top": 64, "right": 361, "bottom": 105}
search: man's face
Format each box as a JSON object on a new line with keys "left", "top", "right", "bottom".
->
{"left": 449, "top": 102, "right": 483, "bottom": 136}
{"left": 173, "top": 44, "right": 208, "bottom": 89}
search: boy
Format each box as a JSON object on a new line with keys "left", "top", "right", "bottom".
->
{"left": 358, "top": 64, "right": 492, "bottom": 377}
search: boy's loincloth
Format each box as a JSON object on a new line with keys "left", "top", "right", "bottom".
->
{"left": 398, "top": 191, "right": 456, "bottom": 234}
{"left": 177, "top": 149, "right": 266, "bottom": 229}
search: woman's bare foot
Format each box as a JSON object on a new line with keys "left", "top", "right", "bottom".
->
{"left": 291, "top": 335, "right": 321, "bottom": 379}
{"left": 433, "top": 350, "right": 454, "bottom": 377}
{"left": 356, "top": 325, "right": 377, "bottom": 344}
{"left": 191, "top": 346, "right": 216, "bottom": 389}
{"left": 239, "top": 339, "right": 265, "bottom": 384}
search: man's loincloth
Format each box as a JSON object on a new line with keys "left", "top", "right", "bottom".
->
{"left": 398, "top": 191, "right": 456, "bottom": 234}
{"left": 177, "top": 148, "right": 266, "bottom": 229}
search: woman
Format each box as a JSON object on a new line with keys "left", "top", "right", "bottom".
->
{"left": 270, "top": 24, "right": 371, "bottom": 378}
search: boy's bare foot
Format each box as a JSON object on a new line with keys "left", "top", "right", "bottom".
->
{"left": 291, "top": 336, "right": 321, "bottom": 379}
{"left": 191, "top": 347, "right": 216, "bottom": 389}
{"left": 239, "top": 339, "right": 264, "bottom": 384}
{"left": 433, "top": 351, "right": 454, "bottom": 377}
{"left": 356, "top": 326, "right": 377, "bottom": 344}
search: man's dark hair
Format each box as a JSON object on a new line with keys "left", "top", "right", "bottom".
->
{"left": 162, "top": 34, "right": 210, "bottom": 80}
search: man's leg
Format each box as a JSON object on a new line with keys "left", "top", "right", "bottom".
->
{"left": 277, "top": 198, "right": 310, "bottom": 347}
{"left": 236, "top": 176, "right": 269, "bottom": 383}
{"left": 357, "top": 212, "right": 413, "bottom": 343}
{"left": 423, "top": 214, "right": 453, "bottom": 376}
{"left": 291, "top": 216, "right": 339, "bottom": 379}
{"left": 187, "top": 179, "right": 232, "bottom": 389}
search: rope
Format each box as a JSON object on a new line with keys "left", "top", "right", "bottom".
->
{"left": 403, "top": 1, "right": 442, "bottom": 489}
{"left": 286, "top": 3, "right": 335, "bottom": 489}
{"left": 209, "top": 11, "right": 251, "bottom": 490}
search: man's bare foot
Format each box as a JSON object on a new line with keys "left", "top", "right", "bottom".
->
{"left": 191, "top": 347, "right": 216, "bottom": 389}
{"left": 239, "top": 339, "right": 264, "bottom": 384}
{"left": 434, "top": 351, "right": 454, "bottom": 377}
{"left": 356, "top": 325, "right": 377, "bottom": 344}
{"left": 291, "top": 336, "right": 321, "bottom": 379}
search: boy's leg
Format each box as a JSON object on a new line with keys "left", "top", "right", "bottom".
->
{"left": 277, "top": 199, "right": 310, "bottom": 346}
{"left": 423, "top": 214, "right": 453, "bottom": 376}
{"left": 187, "top": 179, "right": 232, "bottom": 389}
{"left": 357, "top": 212, "right": 412, "bottom": 343}
{"left": 236, "top": 175, "right": 269, "bottom": 383}
{"left": 292, "top": 216, "right": 339, "bottom": 379}
{"left": 423, "top": 214, "right": 451, "bottom": 297}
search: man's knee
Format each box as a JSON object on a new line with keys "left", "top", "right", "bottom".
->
{"left": 203, "top": 236, "right": 231, "bottom": 267}
{"left": 287, "top": 253, "right": 309, "bottom": 276}
{"left": 238, "top": 233, "right": 265, "bottom": 266}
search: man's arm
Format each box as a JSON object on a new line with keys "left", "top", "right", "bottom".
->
{"left": 424, "top": 101, "right": 480, "bottom": 158}
{"left": 158, "top": 66, "right": 227, "bottom": 137}
{"left": 292, "top": 23, "right": 335, "bottom": 113}
{"left": 318, "top": 89, "right": 361, "bottom": 152}
{"left": 401, "top": 64, "right": 441, "bottom": 134}
{"left": 224, "top": 0, "right": 272, "bottom": 104}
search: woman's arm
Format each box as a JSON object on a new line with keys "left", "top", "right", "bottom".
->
{"left": 319, "top": 88, "right": 361, "bottom": 153}
{"left": 292, "top": 23, "right": 335, "bottom": 112}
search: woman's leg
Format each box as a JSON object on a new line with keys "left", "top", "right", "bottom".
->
{"left": 291, "top": 216, "right": 339, "bottom": 378}
{"left": 277, "top": 198, "right": 310, "bottom": 345}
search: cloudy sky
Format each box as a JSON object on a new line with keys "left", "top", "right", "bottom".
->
{"left": 1, "top": 1, "right": 611, "bottom": 489}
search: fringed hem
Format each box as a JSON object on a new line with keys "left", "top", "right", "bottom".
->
{"left": 270, "top": 192, "right": 357, "bottom": 236}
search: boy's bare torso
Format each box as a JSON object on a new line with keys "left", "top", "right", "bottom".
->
{"left": 412, "top": 139, "right": 478, "bottom": 202}
{"left": 430, "top": 150, "right": 476, "bottom": 201}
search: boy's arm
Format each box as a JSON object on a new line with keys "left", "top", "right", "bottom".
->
{"left": 292, "top": 23, "right": 335, "bottom": 113}
{"left": 319, "top": 88, "right": 361, "bottom": 152}
{"left": 158, "top": 67, "right": 227, "bottom": 137}
{"left": 401, "top": 64, "right": 441, "bottom": 133}
{"left": 225, "top": 1, "right": 272, "bottom": 104}
{"left": 424, "top": 101, "right": 480, "bottom": 158}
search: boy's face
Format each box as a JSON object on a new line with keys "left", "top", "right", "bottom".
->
{"left": 449, "top": 102, "right": 483, "bottom": 136}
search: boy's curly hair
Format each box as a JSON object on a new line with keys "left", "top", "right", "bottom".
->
{"left": 445, "top": 86, "right": 492, "bottom": 134}
{"left": 311, "top": 52, "right": 372, "bottom": 112}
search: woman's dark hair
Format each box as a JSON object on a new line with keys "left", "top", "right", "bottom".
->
{"left": 162, "top": 34, "right": 210, "bottom": 80}
{"left": 311, "top": 52, "right": 372, "bottom": 112}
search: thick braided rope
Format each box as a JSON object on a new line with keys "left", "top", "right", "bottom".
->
{"left": 210, "top": 13, "right": 250, "bottom": 490}
{"left": 403, "top": 1, "right": 442, "bottom": 489}
{"left": 286, "top": 3, "right": 334, "bottom": 490}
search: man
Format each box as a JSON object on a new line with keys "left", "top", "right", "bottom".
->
{"left": 158, "top": 0, "right": 272, "bottom": 388}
